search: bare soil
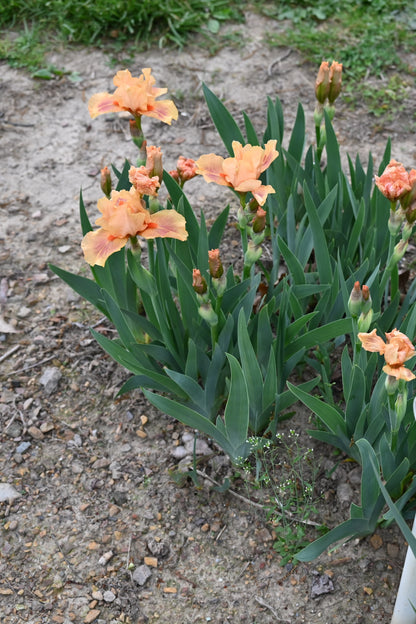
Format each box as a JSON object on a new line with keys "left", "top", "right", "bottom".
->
{"left": 1, "top": 11, "right": 416, "bottom": 624}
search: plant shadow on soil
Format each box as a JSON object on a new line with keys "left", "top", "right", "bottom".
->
{"left": 1, "top": 11, "right": 415, "bottom": 624}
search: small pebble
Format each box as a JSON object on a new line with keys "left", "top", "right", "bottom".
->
{"left": 0, "top": 483, "right": 21, "bottom": 502}
{"left": 91, "top": 591, "right": 103, "bottom": 601}
{"left": 387, "top": 543, "right": 399, "bottom": 558}
{"left": 103, "top": 590, "right": 116, "bottom": 603}
{"left": 98, "top": 551, "right": 113, "bottom": 566}
{"left": 40, "top": 422, "right": 54, "bottom": 433}
{"left": 132, "top": 564, "right": 152, "bottom": 586}
{"left": 16, "top": 441, "right": 31, "bottom": 454}
{"left": 28, "top": 426, "right": 44, "bottom": 440}
{"left": 39, "top": 367, "right": 62, "bottom": 395}
{"left": 17, "top": 306, "right": 31, "bottom": 319}
{"left": 84, "top": 609, "right": 100, "bottom": 623}
{"left": 171, "top": 446, "right": 188, "bottom": 459}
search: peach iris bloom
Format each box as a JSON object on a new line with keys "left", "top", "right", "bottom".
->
{"left": 129, "top": 166, "right": 160, "bottom": 196}
{"left": 88, "top": 69, "right": 178, "bottom": 125}
{"left": 81, "top": 189, "right": 187, "bottom": 267}
{"left": 358, "top": 328, "right": 415, "bottom": 381}
{"left": 196, "top": 140, "right": 278, "bottom": 206}
{"left": 177, "top": 156, "right": 197, "bottom": 182}
{"left": 375, "top": 159, "right": 412, "bottom": 202}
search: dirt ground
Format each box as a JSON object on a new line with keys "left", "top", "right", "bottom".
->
{"left": 1, "top": 11, "right": 416, "bottom": 624}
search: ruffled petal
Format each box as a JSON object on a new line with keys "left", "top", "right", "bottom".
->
{"left": 140, "top": 210, "right": 188, "bottom": 241}
{"left": 233, "top": 178, "right": 262, "bottom": 193}
{"left": 260, "top": 140, "right": 279, "bottom": 172}
{"left": 196, "top": 154, "right": 229, "bottom": 186}
{"left": 81, "top": 229, "right": 128, "bottom": 266}
{"left": 113, "top": 69, "right": 138, "bottom": 87}
{"left": 383, "top": 364, "right": 416, "bottom": 381}
{"left": 88, "top": 93, "right": 122, "bottom": 118}
{"left": 129, "top": 166, "right": 160, "bottom": 196}
{"left": 358, "top": 329, "right": 386, "bottom": 354}
{"left": 95, "top": 189, "right": 148, "bottom": 238}
{"left": 252, "top": 184, "right": 276, "bottom": 206}
{"left": 146, "top": 100, "right": 178, "bottom": 125}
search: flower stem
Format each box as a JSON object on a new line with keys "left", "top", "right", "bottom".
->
{"left": 380, "top": 233, "right": 398, "bottom": 303}
{"left": 147, "top": 240, "right": 155, "bottom": 275}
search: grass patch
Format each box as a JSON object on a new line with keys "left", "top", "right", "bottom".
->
{"left": 1, "top": 0, "right": 415, "bottom": 120}
{"left": 256, "top": 0, "right": 416, "bottom": 116}
{"left": 0, "top": 0, "right": 246, "bottom": 75}
{"left": 0, "top": 0, "right": 245, "bottom": 46}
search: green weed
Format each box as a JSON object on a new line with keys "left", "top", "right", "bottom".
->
{"left": 0, "top": 0, "right": 245, "bottom": 74}
{"left": 0, "top": 0, "right": 245, "bottom": 49}
{"left": 240, "top": 431, "right": 323, "bottom": 566}
{"left": 258, "top": 0, "right": 416, "bottom": 117}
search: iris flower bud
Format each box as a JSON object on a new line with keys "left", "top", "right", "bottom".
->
{"left": 100, "top": 166, "right": 112, "bottom": 197}
{"left": 385, "top": 374, "right": 400, "bottom": 396}
{"left": 208, "top": 249, "right": 224, "bottom": 279}
{"left": 192, "top": 269, "right": 207, "bottom": 295}
{"left": 198, "top": 303, "right": 218, "bottom": 326}
{"left": 328, "top": 61, "right": 343, "bottom": 104}
{"left": 357, "top": 308, "right": 373, "bottom": 333}
{"left": 252, "top": 208, "right": 267, "bottom": 234}
{"left": 391, "top": 239, "right": 408, "bottom": 265}
{"left": 348, "top": 281, "right": 362, "bottom": 317}
{"left": 395, "top": 389, "right": 408, "bottom": 423}
{"left": 361, "top": 285, "right": 372, "bottom": 314}
{"left": 244, "top": 240, "right": 262, "bottom": 266}
{"left": 315, "top": 61, "right": 331, "bottom": 104}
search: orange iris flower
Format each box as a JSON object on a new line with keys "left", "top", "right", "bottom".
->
{"left": 129, "top": 166, "right": 160, "bottom": 196}
{"left": 176, "top": 156, "right": 197, "bottom": 182}
{"left": 81, "top": 189, "right": 187, "bottom": 267}
{"left": 88, "top": 68, "right": 178, "bottom": 125}
{"left": 358, "top": 328, "right": 415, "bottom": 381}
{"left": 374, "top": 159, "right": 412, "bottom": 202}
{"left": 195, "top": 140, "right": 278, "bottom": 206}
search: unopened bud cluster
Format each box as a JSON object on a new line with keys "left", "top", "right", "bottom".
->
{"left": 169, "top": 156, "right": 197, "bottom": 188}
{"left": 348, "top": 281, "right": 373, "bottom": 332}
{"left": 237, "top": 200, "right": 269, "bottom": 270}
{"left": 192, "top": 249, "right": 227, "bottom": 326}
{"left": 314, "top": 61, "right": 343, "bottom": 126}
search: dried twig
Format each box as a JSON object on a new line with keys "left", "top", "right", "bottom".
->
{"left": 9, "top": 354, "right": 57, "bottom": 375}
{"left": 267, "top": 49, "right": 293, "bottom": 76}
{"left": 215, "top": 524, "right": 227, "bottom": 542}
{"left": 195, "top": 470, "right": 264, "bottom": 509}
{"left": 0, "top": 344, "right": 20, "bottom": 364}
{"left": 255, "top": 596, "right": 291, "bottom": 623}
{"left": 125, "top": 535, "right": 132, "bottom": 569}
{"left": 196, "top": 469, "right": 321, "bottom": 526}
